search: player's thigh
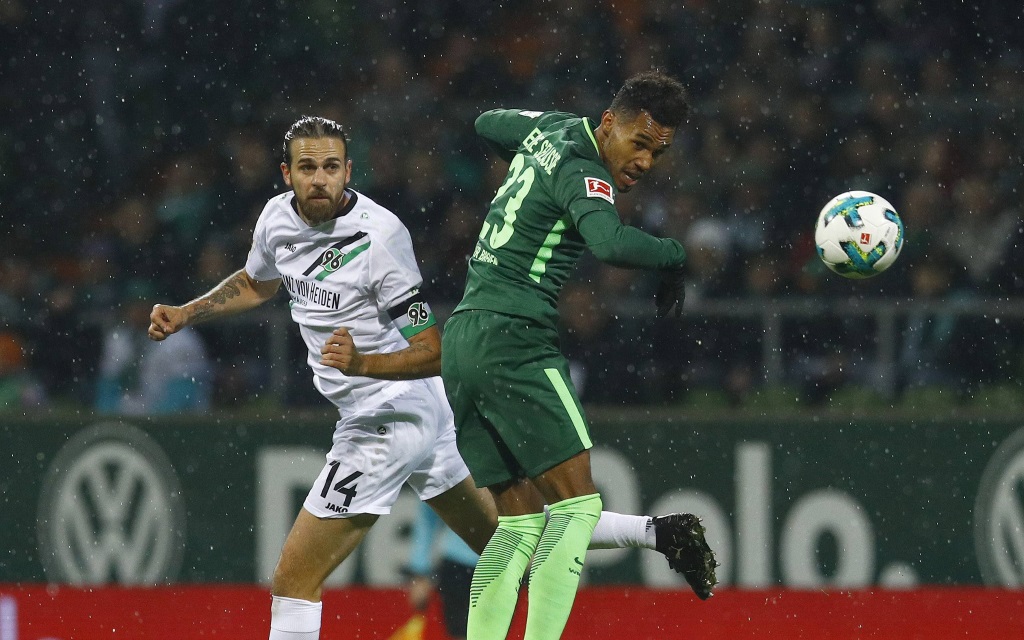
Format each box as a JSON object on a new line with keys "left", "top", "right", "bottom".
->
{"left": 306, "top": 385, "right": 442, "bottom": 518}
{"left": 273, "top": 507, "right": 378, "bottom": 600}
{"left": 441, "top": 312, "right": 528, "bottom": 487}
{"left": 467, "top": 315, "right": 594, "bottom": 480}
{"left": 529, "top": 449, "right": 598, "bottom": 504}
{"left": 405, "top": 379, "right": 474, "bottom": 504}
{"left": 424, "top": 475, "right": 496, "bottom": 554}
{"left": 488, "top": 476, "right": 548, "bottom": 517}
{"left": 439, "top": 312, "right": 483, "bottom": 433}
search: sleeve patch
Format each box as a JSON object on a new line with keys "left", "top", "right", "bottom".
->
{"left": 518, "top": 110, "right": 543, "bottom": 118}
{"left": 387, "top": 291, "right": 436, "bottom": 339}
{"left": 585, "top": 177, "right": 615, "bottom": 204}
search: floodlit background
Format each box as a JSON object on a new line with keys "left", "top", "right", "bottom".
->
{"left": 1, "top": 1, "right": 1021, "bottom": 414}
{"left": 3, "top": 3, "right": 1024, "bottom": 638}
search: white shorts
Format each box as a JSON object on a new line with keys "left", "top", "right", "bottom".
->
{"left": 303, "top": 378, "right": 470, "bottom": 518}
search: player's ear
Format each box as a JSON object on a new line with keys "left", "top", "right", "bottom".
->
{"left": 281, "top": 162, "right": 292, "bottom": 187}
{"left": 600, "top": 109, "right": 616, "bottom": 130}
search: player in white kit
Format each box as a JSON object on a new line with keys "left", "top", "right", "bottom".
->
{"left": 148, "top": 116, "right": 705, "bottom": 640}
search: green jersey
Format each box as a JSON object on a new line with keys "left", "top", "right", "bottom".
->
{"left": 453, "top": 108, "right": 686, "bottom": 328}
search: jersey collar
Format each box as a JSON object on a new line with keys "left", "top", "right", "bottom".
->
{"left": 582, "top": 117, "right": 600, "bottom": 155}
{"left": 334, "top": 189, "right": 358, "bottom": 218}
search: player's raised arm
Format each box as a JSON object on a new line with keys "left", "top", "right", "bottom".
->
{"left": 475, "top": 108, "right": 547, "bottom": 163}
{"left": 148, "top": 268, "right": 281, "bottom": 341}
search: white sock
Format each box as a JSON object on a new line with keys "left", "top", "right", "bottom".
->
{"left": 269, "top": 595, "right": 322, "bottom": 640}
{"left": 589, "top": 511, "right": 655, "bottom": 549}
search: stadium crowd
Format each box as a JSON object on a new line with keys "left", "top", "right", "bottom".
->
{"left": 1, "top": 0, "right": 1021, "bottom": 412}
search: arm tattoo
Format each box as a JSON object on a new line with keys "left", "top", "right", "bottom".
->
{"left": 190, "top": 272, "right": 250, "bottom": 323}
{"left": 408, "top": 340, "right": 433, "bottom": 355}
{"left": 209, "top": 273, "right": 249, "bottom": 304}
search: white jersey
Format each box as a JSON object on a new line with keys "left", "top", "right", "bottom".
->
{"left": 245, "top": 189, "right": 437, "bottom": 413}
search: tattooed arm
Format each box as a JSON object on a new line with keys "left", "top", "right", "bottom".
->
{"left": 148, "top": 269, "right": 281, "bottom": 341}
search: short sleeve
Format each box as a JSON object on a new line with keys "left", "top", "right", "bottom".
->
{"left": 370, "top": 224, "right": 437, "bottom": 339}
{"left": 244, "top": 213, "right": 280, "bottom": 281}
{"left": 370, "top": 224, "right": 422, "bottom": 307}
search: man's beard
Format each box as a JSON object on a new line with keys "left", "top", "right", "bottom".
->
{"left": 298, "top": 191, "right": 342, "bottom": 225}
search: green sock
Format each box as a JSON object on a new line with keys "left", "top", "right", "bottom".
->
{"left": 523, "top": 493, "right": 603, "bottom": 640}
{"left": 466, "top": 512, "right": 545, "bottom": 640}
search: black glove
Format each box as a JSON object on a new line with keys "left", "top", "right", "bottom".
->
{"left": 655, "top": 265, "right": 686, "bottom": 318}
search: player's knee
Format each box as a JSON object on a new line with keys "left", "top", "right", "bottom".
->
{"left": 270, "top": 562, "right": 294, "bottom": 597}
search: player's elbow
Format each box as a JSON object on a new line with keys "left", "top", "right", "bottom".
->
{"left": 421, "top": 343, "right": 443, "bottom": 377}
{"left": 246, "top": 272, "right": 281, "bottom": 302}
{"left": 588, "top": 240, "right": 631, "bottom": 267}
{"left": 424, "top": 360, "right": 442, "bottom": 378}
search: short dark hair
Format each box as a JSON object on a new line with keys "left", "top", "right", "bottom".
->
{"left": 283, "top": 116, "right": 349, "bottom": 165}
{"left": 609, "top": 71, "right": 690, "bottom": 128}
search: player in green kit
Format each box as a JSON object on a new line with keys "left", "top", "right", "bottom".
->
{"left": 441, "top": 71, "right": 717, "bottom": 640}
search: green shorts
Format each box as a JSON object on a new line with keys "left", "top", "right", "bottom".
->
{"left": 440, "top": 310, "right": 593, "bottom": 488}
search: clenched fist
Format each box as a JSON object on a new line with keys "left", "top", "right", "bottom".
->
{"left": 149, "top": 304, "right": 188, "bottom": 341}
{"left": 321, "top": 327, "right": 366, "bottom": 375}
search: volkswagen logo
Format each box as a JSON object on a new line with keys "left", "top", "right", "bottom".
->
{"left": 36, "top": 422, "right": 186, "bottom": 585}
{"left": 975, "top": 426, "right": 1024, "bottom": 586}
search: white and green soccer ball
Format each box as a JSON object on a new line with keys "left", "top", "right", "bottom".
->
{"left": 814, "top": 190, "right": 905, "bottom": 279}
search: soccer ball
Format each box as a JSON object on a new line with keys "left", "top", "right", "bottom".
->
{"left": 814, "top": 190, "right": 905, "bottom": 279}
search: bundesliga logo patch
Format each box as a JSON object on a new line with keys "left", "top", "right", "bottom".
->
{"left": 585, "top": 177, "right": 614, "bottom": 204}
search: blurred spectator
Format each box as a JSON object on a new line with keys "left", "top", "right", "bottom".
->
{"left": 898, "top": 179, "right": 945, "bottom": 264}
{"left": 418, "top": 194, "right": 483, "bottom": 302}
{"left": 0, "top": 256, "right": 43, "bottom": 331}
{"left": 95, "top": 280, "right": 212, "bottom": 415}
{"left": 722, "top": 251, "right": 787, "bottom": 403}
{"left": 190, "top": 234, "right": 273, "bottom": 408}
{"left": 398, "top": 148, "right": 454, "bottom": 238}
{"left": 743, "top": 250, "right": 786, "bottom": 299}
{"left": 722, "top": 178, "right": 776, "bottom": 258}
{"left": 68, "top": 238, "right": 122, "bottom": 315}
{"left": 941, "top": 174, "right": 1019, "bottom": 293}
{"left": 194, "top": 234, "right": 242, "bottom": 292}
{"left": 896, "top": 254, "right": 964, "bottom": 395}
{"left": 560, "top": 283, "right": 653, "bottom": 404}
{"left": 223, "top": 126, "right": 279, "bottom": 231}
{"left": 913, "top": 133, "right": 962, "bottom": 188}
{"left": 359, "top": 47, "right": 433, "bottom": 133}
{"left": 0, "top": 331, "right": 47, "bottom": 411}
{"left": 683, "top": 217, "right": 736, "bottom": 302}
{"left": 154, "top": 150, "right": 219, "bottom": 254}
{"left": 108, "top": 195, "right": 184, "bottom": 296}
{"left": 828, "top": 127, "right": 891, "bottom": 196}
